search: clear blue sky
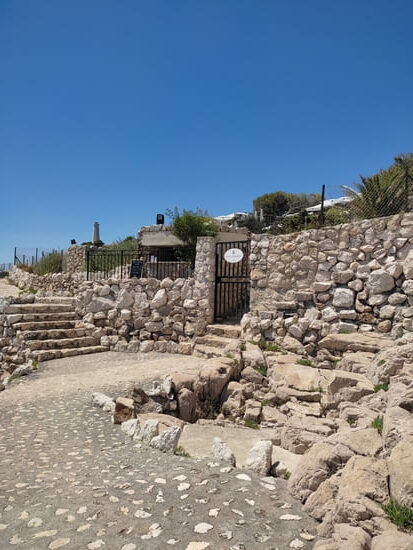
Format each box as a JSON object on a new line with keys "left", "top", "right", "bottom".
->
{"left": 1, "top": 0, "right": 413, "bottom": 263}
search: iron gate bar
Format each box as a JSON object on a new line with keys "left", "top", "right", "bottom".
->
{"left": 214, "top": 240, "right": 250, "bottom": 323}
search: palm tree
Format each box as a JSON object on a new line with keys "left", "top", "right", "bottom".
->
{"left": 342, "top": 153, "right": 413, "bottom": 219}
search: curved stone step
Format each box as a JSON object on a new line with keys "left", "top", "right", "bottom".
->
{"left": 31, "top": 345, "right": 109, "bottom": 362}
{"left": 7, "top": 312, "right": 77, "bottom": 324}
{"left": 12, "top": 320, "right": 77, "bottom": 331}
{"left": 21, "top": 328, "right": 88, "bottom": 341}
{"left": 28, "top": 336, "right": 98, "bottom": 351}
{"left": 5, "top": 303, "right": 74, "bottom": 314}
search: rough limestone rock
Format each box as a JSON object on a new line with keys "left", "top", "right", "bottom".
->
{"left": 328, "top": 428, "right": 382, "bottom": 457}
{"left": 137, "top": 419, "right": 159, "bottom": 443}
{"left": 114, "top": 397, "right": 135, "bottom": 424}
{"left": 318, "top": 333, "right": 392, "bottom": 354}
{"left": 150, "top": 288, "right": 168, "bottom": 309}
{"left": 211, "top": 437, "right": 236, "bottom": 467}
{"left": 87, "top": 297, "right": 114, "bottom": 314}
{"left": 149, "top": 425, "right": 181, "bottom": 453}
{"left": 116, "top": 288, "right": 134, "bottom": 309}
{"left": 241, "top": 366, "right": 266, "bottom": 385}
{"left": 371, "top": 531, "right": 413, "bottom": 550}
{"left": 330, "top": 456, "right": 389, "bottom": 531}
{"left": 332, "top": 288, "right": 355, "bottom": 308}
{"left": 366, "top": 270, "right": 395, "bottom": 295}
{"left": 121, "top": 418, "right": 140, "bottom": 438}
{"left": 268, "top": 358, "right": 321, "bottom": 392}
{"left": 387, "top": 383, "right": 413, "bottom": 412}
{"left": 332, "top": 523, "right": 371, "bottom": 550}
{"left": 241, "top": 343, "right": 266, "bottom": 369}
{"left": 177, "top": 387, "right": 197, "bottom": 423}
{"left": 194, "top": 358, "right": 234, "bottom": 401}
{"left": 368, "top": 343, "right": 413, "bottom": 384}
{"left": 288, "top": 442, "right": 354, "bottom": 502}
{"left": 245, "top": 440, "right": 272, "bottom": 475}
{"left": 383, "top": 406, "right": 413, "bottom": 451}
{"left": 338, "top": 351, "right": 375, "bottom": 375}
{"left": 92, "top": 392, "right": 115, "bottom": 413}
{"left": 321, "top": 370, "right": 374, "bottom": 410}
{"left": 388, "top": 436, "right": 413, "bottom": 506}
{"left": 403, "top": 249, "right": 413, "bottom": 279}
{"left": 303, "top": 477, "right": 339, "bottom": 521}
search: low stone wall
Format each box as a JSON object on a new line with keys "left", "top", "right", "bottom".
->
{"left": 244, "top": 213, "right": 413, "bottom": 349}
{"left": 8, "top": 265, "right": 86, "bottom": 294}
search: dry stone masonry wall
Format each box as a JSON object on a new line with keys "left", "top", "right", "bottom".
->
{"left": 8, "top": 265, "right": 86, "bottom": 294}
{"left": 243, "top": 213, "right": 413, "bottom": 349}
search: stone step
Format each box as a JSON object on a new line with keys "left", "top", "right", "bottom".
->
{"left": 5, "top": 303, "right": 75, "bottom": 314}
{"left": 192, "top": 344, "right": 226, "bottom": 359}
{"left": 31, "top": 345, "right": 109, "bottom": 362}
{"left": 21, "top": 328, "right": 88, "bottom": 341}
{"left": 195, "top": 334, "right": 238, "bottom": 349}
{"left": 28, "top": 336, "right": 98, "bottom": 351}
{"left": 13, "top": 320, "right": 78, "bottom": 331}
{"left": 35, "top": 296, "right": 76, "bottom": 305}
{"left": 7, "top": 312, "right": 77, "bottom": 324}
{"left": 206, "top": 324, "right": 242, "bottom": 339}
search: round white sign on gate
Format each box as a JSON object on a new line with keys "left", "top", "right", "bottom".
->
{"left": 224, "top": 248, "right": 244, "bottom": 263}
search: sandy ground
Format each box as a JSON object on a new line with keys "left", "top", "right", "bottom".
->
{"left": 0, "top": 278, "right": 19, "bottom": 297}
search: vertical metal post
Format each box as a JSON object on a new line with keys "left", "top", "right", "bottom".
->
{"left": 36, "top": 248, "right": 38, "bottom": 263}
{"left": 86, "top": 250, "right": 90, "bottom": 281}
{"left": 14, "top": 247, "right": 17, "bottom": 265}
{"left": 320, "top": 184, "right": 326, "bottom": 226}
{"left": 121, "top": 250, "right": 124, "bottom": 279}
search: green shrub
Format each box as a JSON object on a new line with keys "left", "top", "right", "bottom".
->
{"left": 257, "top": 339, "right": 280, "bottom": 352}
{"left": 347, "top": 417, "right": 356, "bottom": 426}
{"left": 0, "top": 270, "right": 8, "bottom": 278}
{"left": 283, "top": 471, "right": 291, "bottom": 480}
{"left": 374, "top": 383, "right": 389, "bottom": 393}
{"left": 371, "top": 416, "right": 384, "bottom": 435}
{"left": 255, "top": 365, "right": 268, "bottom": 377}
{"left": 33, "top": 252, "right": 63, "bottom": 275}
{"left": 297, "top": 358, "right": 313, "bottom": 367}
{"left": 19, "top": 263, "right": 34, "bottom": 273}
{"left": 377, "top": 359, "right": 386, "bottom": 366}
{"left": 244, "top": 419, "right": 260, "bottom": 430}
{"left": 175, "top": 446, "right": 190, "bottom": 458}
{"left": 240, "top": 343, "right": 246, "bottom": 351}
{"left": 382, "top": 499, "right": 413, "bottom": 531}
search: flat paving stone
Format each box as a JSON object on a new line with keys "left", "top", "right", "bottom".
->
{"left": 0, "top": 352, "right": 319, "bottom": 548}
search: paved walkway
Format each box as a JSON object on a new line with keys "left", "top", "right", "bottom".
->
{"left": 0, "top": 352, "right": 318, "bottom": 549}
{"left": 0, "top": 278, "right": 19, "bottom": 298}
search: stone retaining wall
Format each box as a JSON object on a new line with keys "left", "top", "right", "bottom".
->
{"left": 64, "top": 245, "right": 88, "bottom": 273}
{"left": 76, "top": 237, "right": 216, "bottom": 353}
{"left": 8, "top": 265, "right": 86, "bottom": 294}
{"left": 243, "top": 213, "right": 413, "bottom": 349}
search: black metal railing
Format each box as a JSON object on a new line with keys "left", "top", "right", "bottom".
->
{"left": 86, "top": 249, "right": 193, "bottom": 281}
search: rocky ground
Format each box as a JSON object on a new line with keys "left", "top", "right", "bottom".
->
{"left": 0, "top": 352, "right": 319, "bottom": 550}
{"left": 0, "top": 278, "right": 20, "bottom": 298}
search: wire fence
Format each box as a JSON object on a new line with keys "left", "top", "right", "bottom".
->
{"left": 13, "top": 247, "right": 62, "bottom": 267}
{"left": 0, "top": 263, "right": 12, "bottom": 273}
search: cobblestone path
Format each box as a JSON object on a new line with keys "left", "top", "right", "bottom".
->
{"left": 0, "top": 352, "right": 318, "bottom": 549}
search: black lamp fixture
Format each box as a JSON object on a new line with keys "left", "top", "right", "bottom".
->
{"left": 71, "top": 239, "right": 76, "bottom": 245}
{"left": 156, "top": 214, "right": 165, "bottom": 225}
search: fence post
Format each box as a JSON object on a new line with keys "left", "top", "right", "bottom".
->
{"left": 14, "top": 247, "right": 17, "bottom": 265}
{"left": 86, "top": 250, "right": 90, "bottom": 281}
{"left": 320, "top": 184, "right": 326, "bottom": 226}
{"left": 121, "top": 250, "right": 124, "bottom": 279}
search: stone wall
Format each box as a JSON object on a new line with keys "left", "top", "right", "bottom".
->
{"left": 64, "top": 245, "right": 88, "bottom": 273}
{"left": 243, "top": 213, "right": 413, "bottom": 349}
{"left": 75, "top": 237, "right": 216, "bottom": 353}
{"left": 8, "top": 266, "right": 86, "bottom": 294}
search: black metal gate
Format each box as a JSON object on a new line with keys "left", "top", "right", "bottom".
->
{"left": 214, "top": 240, "right": 250, "bottom": 323}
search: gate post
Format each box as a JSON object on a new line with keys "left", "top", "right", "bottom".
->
{"left": 194, "top": 236, "right": 216, "bottom": 325}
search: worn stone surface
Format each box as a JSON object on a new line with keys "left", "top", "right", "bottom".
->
{"left": 388, "top": 436, "right": 413, "bottom": 506}
{"left": 245, "top": 440, "right": 273, "bottom": 475}
{"left": 0, "top": 351, "right": 319, "bottom": 549}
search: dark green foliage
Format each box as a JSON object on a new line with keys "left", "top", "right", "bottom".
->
{"left": 343, "top": 152, "right": 413, "bottom": 219}
{"left": 239, "top": 343, "right": 246, "bottom": 351}
{"left": 253, "top": 192, "right": 321, "bottom": 221}
{"left": 324, "top": 206, "right": 351, "bottom": 226}
{"left": 175, "top": 446, "right": 191, "bottom": 457}
{"left": 371, "top": 416, "right": 384, "bottom": 435}
{"left": 167, "top": 208, "right": 219, "bottom": 266}
{"left": 382, "top": 499, "right": 413, "bottom": 531}
{"left": 236, "top": 214, "right": 267, "bottom": 233}
{"left": 33, "top": 252, "right": 63, "bottom": 275}
{"left": 297, "top": 358, "right": 313, "bottom": 367}
{"left": 255, "top": 365, "right": 268, "bottom": 377}
{"left": 198, "top": 397, "right": 221, "bottom": 420}
{"left": 257, "top": 339, "right": 280, "bottom": 352}
{"left": 107, "top": 236, "right": 137, "bottom": 251}
{"left": 244, "top": 419, "right": 260, "bottom": 430}
{"left": 283, "top": 471, "right": 291, "bottom": 480}
{"left": 374, "top": 383, "right": 389, "bottom": 393}
{"left": 0, "top": 271, "right": 9, "bottom": 278}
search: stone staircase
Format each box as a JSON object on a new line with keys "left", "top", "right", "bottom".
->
{"left": 6, "top": 297, "right": 108, "bottom": 362}
{"left": 193, "top": 323, "right": 242, "bottom": 358}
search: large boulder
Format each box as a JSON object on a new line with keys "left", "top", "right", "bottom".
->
{"left": 321, "top": 370, "right": 375, "bottom": 410}
{"left": 388, "top": 436, "right": 413, "bottom": 506}
{"left": 268, "top": 357, "right": 321, "bottom": 392}
{"left": 245, "top": 440, "right": 272, "bottom": 475}
{"left": 383, "top": 406, "right": 413, "bottom": 451}
{"left": 328, "top": 428, "right": 383, "bottom": 457}
{"left": 330, "top": 456, "right": 389, "bottom": 533}
{"left": 371, "top": 531, "right": 413, "bottom": 550}
{"left": 194, "top": 358, "right": 234, "bottom": 401}
{"left": 288, "top": 442, "right": 354, "bottom": 502}
{"left": 318, "top": 333, "right": 392, "bottom": 354}
{"left": 212, "top": 437, "right": 236, "bottom": 466}
{"left": 149, "top": 425, "right": 181, "bottom": 453}
{"left": 113, "top": 397, "right": 135, "bottom": 424}
{"left": 338, "top": 351, "right": 375, "bottom": 375}
{"left": 368, "top": 343, "right": 413, "bottom": 385}
{"left": 366, "top": 270, "right": 395, "bottom": 294}
{"left": 177, "top": 387, "right": 197, "bottom": 423}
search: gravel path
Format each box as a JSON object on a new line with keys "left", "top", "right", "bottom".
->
{"left": 0, "top": 352, "right": 319, "bottom": 549}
